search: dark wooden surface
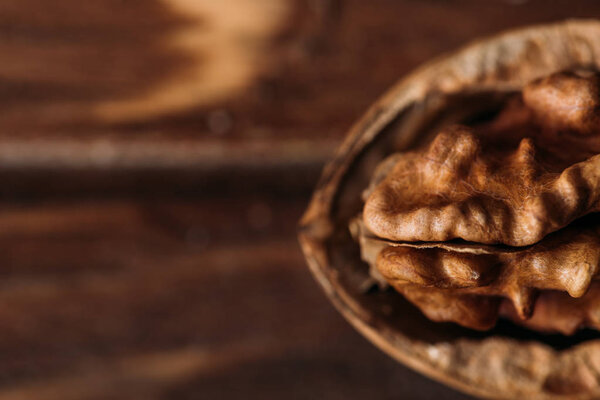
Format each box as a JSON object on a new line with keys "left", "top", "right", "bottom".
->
{"left": 2, "top": 1, "right": 600, "bottom": 399}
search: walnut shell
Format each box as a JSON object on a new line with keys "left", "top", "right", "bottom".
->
{"left": 299, "top": 20, "right": 600, "bottom": 399}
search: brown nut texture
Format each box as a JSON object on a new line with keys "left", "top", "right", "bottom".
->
{"left": 299, "top": 20, "right": 600, "bottom": 400}
{"left": 524, "top": 71, "right": 600, "bottom": 135}
{"left": 364, "top": 75, "right": 600, "bottom": 247}
{"left": 355, "top": 213, "right": 600, "bottom": 331}
{"left": 359, "top": 72, "right": 600, "bottom": 333}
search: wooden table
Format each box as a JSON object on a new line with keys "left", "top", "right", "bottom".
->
{"left": 1, "top": 1, "right": 600, "bottom": 398}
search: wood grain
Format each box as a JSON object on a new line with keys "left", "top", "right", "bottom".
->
{"left": 0, "top": 0, "right": 600, "bottom": 399}
{"left": 0, "top": 197, "right": 471, "bottom": 399}
{"left": 1, "top": 0, "right": 600, "bottom": 193}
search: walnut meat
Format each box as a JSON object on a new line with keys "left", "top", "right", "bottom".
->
{"left": 364, "top": 74, "right": 600, "bottom": 247}
{"left": 359, "top": 71, "right": 600, "bottom": 333}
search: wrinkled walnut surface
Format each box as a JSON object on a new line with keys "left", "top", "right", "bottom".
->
{"left": 359, "top": 71, "right": 600, "bottom": 333}
{"left": 300, "top": 20, "right": 600, "bottom": 400}
{"left": 365, "top": 72, "right": 600, "bottom": 247}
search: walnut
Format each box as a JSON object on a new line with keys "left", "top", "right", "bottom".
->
{"left": 299, "top": 21, "right": 600, "bottom": 399}
{"left": 357, "top": 71, "right": 600, "bottom": 333}
{"left": 354, "top": 214, "right": 600, "bottom": 332}
{"left": 363, "top": 120, "right": 600, "bottom": 247}
{"left": 524, "top": 71, "right": 600, "bottom": 135}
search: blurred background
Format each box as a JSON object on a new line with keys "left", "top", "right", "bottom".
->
{"left": 0, "top": 1, "right": 599, "bottom": 399}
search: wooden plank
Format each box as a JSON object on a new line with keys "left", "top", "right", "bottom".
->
{"left": 0, "top": 198, "right": 472, "bottom": 398}
{"left": 0, "top": 0, "right": 597, "bottom": 197}
{"left": 0, "top": 1, "right": 599, "bottom": 158}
